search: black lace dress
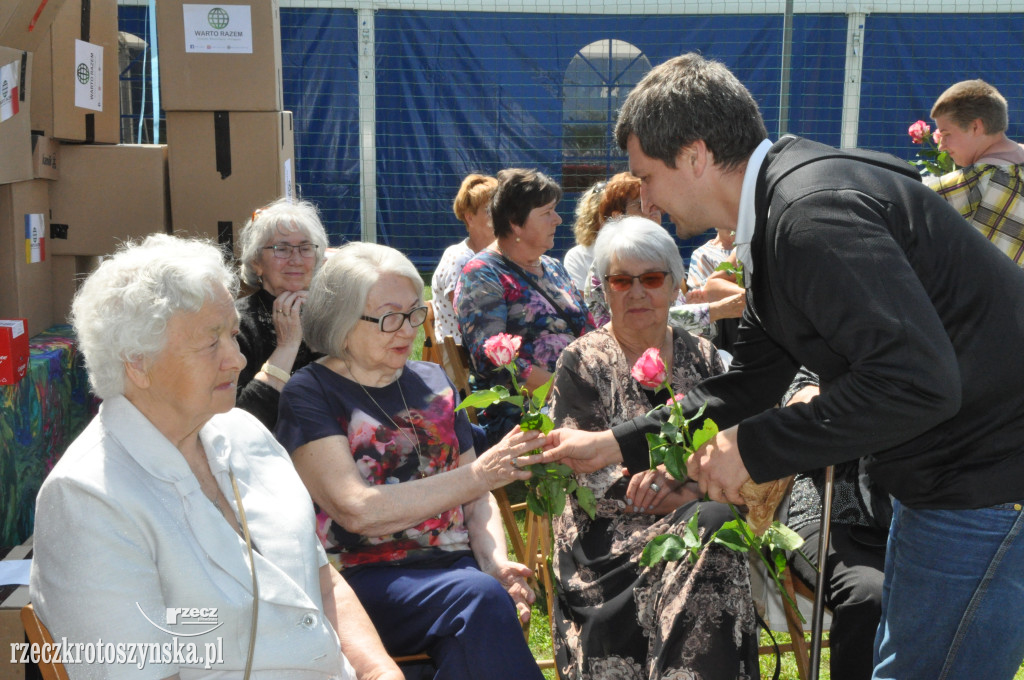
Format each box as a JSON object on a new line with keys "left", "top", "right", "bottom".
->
{"left": 549, "top": 326, "right": 761, "bottom": 680}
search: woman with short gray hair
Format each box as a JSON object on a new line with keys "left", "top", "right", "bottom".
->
{"left": 235, "top": 196, "right": 330, "bottom": 429}
{"left": 277, "top": 241, "right": 546, "bottom": 680}
{"left": 547, "top": 216, "right": 759, "bottom": 679}
{"left": 591, "top": 215, "right": 687, "bottom": 286}
{"left": 31, "top": 234, "right": 402, "bottom": 680}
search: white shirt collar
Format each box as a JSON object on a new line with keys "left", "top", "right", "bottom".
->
{"left": 734, "top": 138, "right": 774, "bottom": 283}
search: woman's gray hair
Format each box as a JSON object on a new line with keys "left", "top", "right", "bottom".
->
{"left": 71, "top": 234, "right": 238, "bottom": 400}
{"left": 303, "top": 242, "right": 424, "bottom": 359}
{"left": 592, "top": 215, "right": 685, "bottom": 287}
{"left": 237, "top": 197, "right": 329, "bottom": 287}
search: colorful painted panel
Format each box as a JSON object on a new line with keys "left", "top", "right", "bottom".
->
{"left": 0, "top": 325, "right": 97, "bottom": 545}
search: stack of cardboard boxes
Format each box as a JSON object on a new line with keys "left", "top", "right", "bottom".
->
{"left": 0, "top": 0, "right": 171, "bottom": 339}
{"left": 158, "top": 0, "right": 295, "bottom": 253}
{"left": 0, "top": 0, "right": 296, "bottom": 343}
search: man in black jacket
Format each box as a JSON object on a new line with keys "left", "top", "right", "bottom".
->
{"left": 527, "top": 53, "right": 1024, "bottom": 679}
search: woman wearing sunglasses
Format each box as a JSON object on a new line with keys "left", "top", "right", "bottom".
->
{"left": 581, "top": 173, "right": 746, "bottom": 344}
{"left": 455, "top": 168, "right": 596, "bottom": 446}
{"left": 235, "top": 197, "right": 329, "bottom": 429}
{"left": 547, "top": 216, "right": 760, "bottom": 679}
{"left": 274, "top": 242, "right": 546, "bottom": 680}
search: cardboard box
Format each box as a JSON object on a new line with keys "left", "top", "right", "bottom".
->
{"left": 157, "top": 0, "right": 283, "bottom": 112}
{"left": 0, "top": 181, "right": 52, "bottom": 335}
{"left": 49, "top": 144, "right": 170, "bottom": 256}
{"left": 0, "top": 48, "right": 33, "bottom": 185}
{"left": 29, "top": 0, "right": 119, "bottom": 143}
{"left": 0, "top": 319, "right": 30, "bottom": 386}
{"left": 31, "top": 134, "right": 58, "bottom": 180}
{"left": 0, "top": 0, "right": 68, "bottom": 52}
{"left": 168, "top": 110, "right": 294, "bottom": 253}
{"left": 50, "top": 254, "right": 98, "bottom": 325}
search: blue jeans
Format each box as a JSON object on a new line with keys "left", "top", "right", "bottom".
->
{"left": 872, "top": 499, "right": 1024, "bottom": 680}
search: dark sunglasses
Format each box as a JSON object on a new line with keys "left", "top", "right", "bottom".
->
{"left": 603, "top": 271, "right": 670, "bottom": 292}
{"left": 360, "top": 305, "right": 429, "bottom": 333}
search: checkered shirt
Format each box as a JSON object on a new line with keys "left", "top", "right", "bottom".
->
{"left": 927, "top": 163, "right": 1024, "bottom": 265}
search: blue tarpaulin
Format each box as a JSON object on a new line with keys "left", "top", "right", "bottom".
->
{"left": 118, "top": 7, "right": 1024, "bottom": 270}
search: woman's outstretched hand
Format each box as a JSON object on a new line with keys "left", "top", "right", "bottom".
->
{"left": 472, "top": 426, "right": 544, "bottom": 489}
{"left": 516, "top": 427, "right": 622, "bottom": 474}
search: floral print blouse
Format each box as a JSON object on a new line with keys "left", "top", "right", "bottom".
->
{"left": 454, "top": 248, "right": 595, "bottom": 392}
{"left": 276, "top": 361, "right": 475, "bottom": 570}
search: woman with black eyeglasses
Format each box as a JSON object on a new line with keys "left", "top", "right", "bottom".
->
{"left": 235, "top": 197, "right": 329, "bottom": 429}
{"left": 274, "top": 242, "right": 546, "bottom": 680}
{"left": 546, "top": 216, "right": 760, "bottom": 680}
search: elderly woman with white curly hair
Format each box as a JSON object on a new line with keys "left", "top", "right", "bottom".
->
{"left": 235, "top": 197, "right": 330, "bottom": 429}
{"left": 30, "top": 234, "right": 402, "bottom": 680}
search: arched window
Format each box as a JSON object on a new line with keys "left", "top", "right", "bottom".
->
{"left": 562, "top": 39, "right": 651, "bottom": 192}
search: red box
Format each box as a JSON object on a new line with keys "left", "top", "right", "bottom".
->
{"left": 0, "top": 319, "right": 29, "bottom": 386}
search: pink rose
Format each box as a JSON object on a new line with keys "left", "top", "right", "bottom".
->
{"left": 483, "top": 333, "right": 522, "bottom": 367}
{"left": 631, "top": 348, "right": 667, "bottom": 389}
{"left": 932, "top": 129, "right": 942, "bottom": 146}
{"left": 666, "top": 392, "right": 686, "bottom": 406}
{"left": 908, "top": 120, "right": 930, "bottom": 144}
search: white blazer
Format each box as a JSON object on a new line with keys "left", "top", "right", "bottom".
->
{"left": 30, "top": 396, "right": 353, "bottom": 680}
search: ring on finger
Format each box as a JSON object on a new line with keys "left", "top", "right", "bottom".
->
{"left": 649, "top": 482, "right": 661, "bottom": 493}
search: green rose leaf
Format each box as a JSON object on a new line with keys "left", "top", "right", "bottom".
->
{"left": 518, "top": 411, "right": 553, "bottom": 435}
{"left": 684, "top": 512, "right": 701, "bottom": 544}
{"left": 766, "top": 521, "right": 805, "bottom": 552}
{"left": 662, "top": 444, "right": 688, "bottom": 482}
{"left": 773, "top": 549, "right": 788, "bottom": 574}
{"left": 456, "top": 388, "right": 507, "bottom": 411}
{"left": 575, "top": 486, "right": 596, "bottom": 519}
{"left": 711, "top": 520, "right": 751, "bottom": 552}
{"left": 640, "top": 533, "right": 688, "bottom": 566}
{"left": 525, "top": 489, "right": 547, "bottom": 516}
{"left": 544, "top": 462, "right": 574, "bottom": 477}
{"left": 531, "top": 377, "right": 554, "bottom": 410}
{"left": 550, "top": 487, "right": 567, "bottom": 516}
{"left": 520, "top": 411, "right": 545, "bottom": 432}
{"left": 691, "top": 418, "right": 719, "bottom": 452}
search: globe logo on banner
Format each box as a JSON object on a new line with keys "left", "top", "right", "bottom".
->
{"left": 208, "top": 7, "right": 230, "bottom": 30}
{"left": 76, "top": 63, "right": 90, "bottom": 84}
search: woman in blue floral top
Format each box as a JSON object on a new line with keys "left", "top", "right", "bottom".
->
{"left": 455, "top": 168, "right": 595, "bottom": 445}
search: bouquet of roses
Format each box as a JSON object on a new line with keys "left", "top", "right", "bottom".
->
{"left": 908, "top": 119, "right": 955, "bottom": 177}
{"left": 456, "top": 333, "right": 596, "bottom": 519}
{"left": 630, "top": 348, "right": 808, "bottom": 620}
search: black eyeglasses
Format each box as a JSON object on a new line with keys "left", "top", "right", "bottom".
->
{"left": 262, "top": 243, "right": 319, "bottom": 259}
{"left": 603, "top": 271, "right": 670, "bottom": 292}
{"left": 360, "top": 306, "right": 429, "bottom": 333}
